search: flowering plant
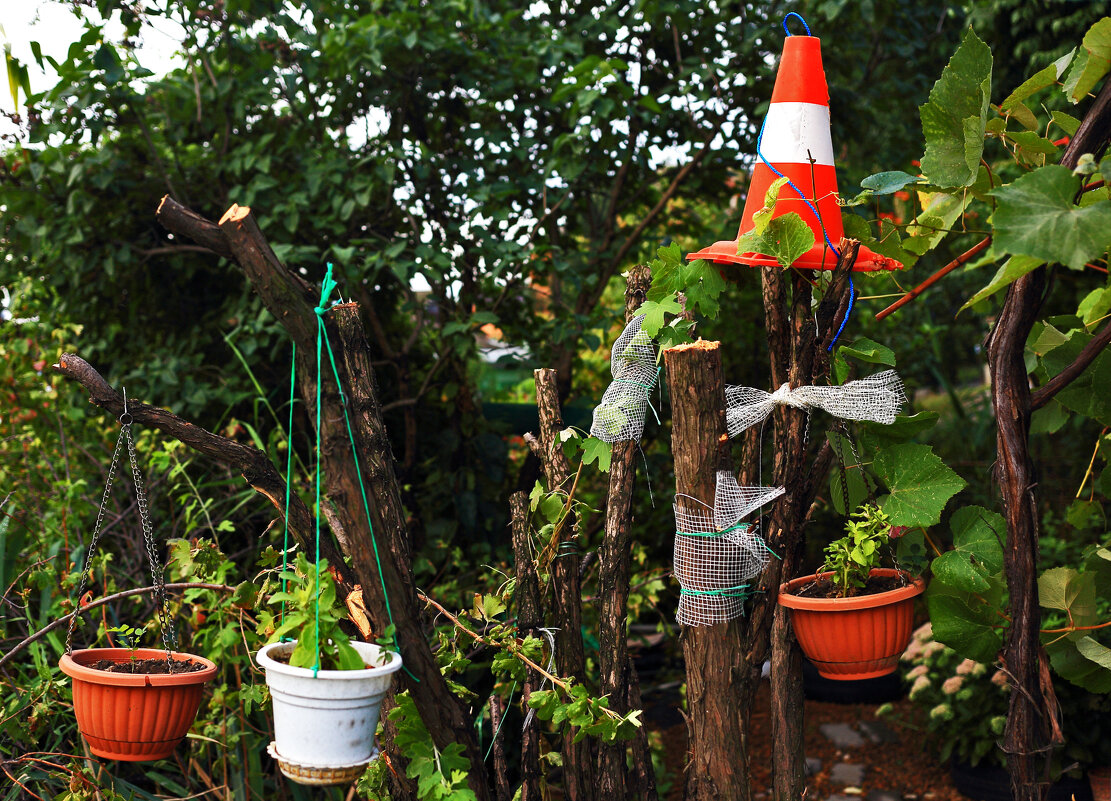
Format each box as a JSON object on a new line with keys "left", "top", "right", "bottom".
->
{"left": 883, "top": 622, "right": 1111, "bottom": 775}
{"left": 880, "top": 622, "right": 1008, "bottom": 767}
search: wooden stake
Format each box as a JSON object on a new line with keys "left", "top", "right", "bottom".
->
{"left": 665, "top": 339, "right": 747, "bottom": 801}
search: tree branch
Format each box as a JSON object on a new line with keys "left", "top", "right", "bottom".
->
{"left": 155, "top": 195, "right": 235, "bottom": 260}
{"left": 1030, "top": 316, "right": 1111, "bottom": 410}
{"left": 52, "top": 354, "right": 347, "bottom": 583}
{"left": 0, "top": 583, "right": 233, "bottom": 670}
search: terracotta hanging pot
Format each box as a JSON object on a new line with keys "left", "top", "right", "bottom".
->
{"left": 778, "top": 568, "right": 925, "bottom": 680}
{"left": 60, "top": 647, "right": 216, "bottom": 761}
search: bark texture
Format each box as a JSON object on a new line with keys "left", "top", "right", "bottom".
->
{"left": 597, "top": 264, "right": 658, "bottom": 801}
{"left": 532, "top": 367, "right": 594, "bottom": 801}
{"left": 665, "top": 339, "right": 746, "bottom": 801}
{"left": 989, "top": 76, "right": 1111, "bottom": 801}
{"left": 511, "top": 490, "right": 543, "bottom": 801}
{"left": 727, "top": 242, "right": 857, "bottom": 801}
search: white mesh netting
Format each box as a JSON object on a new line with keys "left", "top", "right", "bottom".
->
{"left": 673, "top": 471, "right": 784, "bottom": 627}
{"left": 725, "top": 370, "right": 906, "bottom": 438}
{"left": 590, "top": 315, "right": 660, "bottom": 443}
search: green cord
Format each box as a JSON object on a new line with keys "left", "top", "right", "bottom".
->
{"left": 280, "top": 342, "right": 296, "bottom": 640}
{"left": 679, "top": 584, "right": 752, "bottom": 598}
{"left": 484, "top": 681, "right": 517, "bottom": 762}
{"left": 611, "top": 366, "right": 663, "bottom": 424}
{"left": 312, "top": 263, "right": 416, "bottom": 682}
{"left": 675, "top": 522, "right": 751, "bottom": 539}
{"left": 314, "top": 307, "right": 325, "bottom": 677}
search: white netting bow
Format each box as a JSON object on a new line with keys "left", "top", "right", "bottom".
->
{"left": 725, "top": 370, "right": 905, "bottom": 438}
{"left": 590, "top": 315, "right": 660, "bottom": 444}
{"left": 672, "top": 471, "right": 784, "bottom": 627}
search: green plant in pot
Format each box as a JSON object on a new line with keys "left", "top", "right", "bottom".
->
{"left": 778, "top": 504, "right": 926, "bottom": 680}
{"left": 255, "top": 552, "right": 403, "bottom": 786}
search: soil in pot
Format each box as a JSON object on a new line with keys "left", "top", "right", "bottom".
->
{"left": 89, "top": 657, "right": 207, "bottom": 674}
{"left": 792, "top": 572, "right": 907, "bottom": 599}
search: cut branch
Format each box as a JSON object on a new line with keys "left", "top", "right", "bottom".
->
{"left": 53, "top": 354, "right": 340, "bottom": 586}
{"left": 597, "top": 264, "right": 658, "bottom": 801}
{"left": 155, "top": 195, "right": 235, "bottom": 260}
{"left": 532, "top": 367, "right": 594, "bottom": 801}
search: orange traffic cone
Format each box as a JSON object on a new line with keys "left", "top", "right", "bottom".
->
{"left": 689, "top": 28, "right": 901, "bottom": 272}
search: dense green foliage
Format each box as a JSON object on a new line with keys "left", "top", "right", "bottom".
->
{"left": 3, "top": 0, "right": 1111, "bottom": 798}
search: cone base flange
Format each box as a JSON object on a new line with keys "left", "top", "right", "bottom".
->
{"left": 688, "top": 240, "right": 902, "bottom": 272}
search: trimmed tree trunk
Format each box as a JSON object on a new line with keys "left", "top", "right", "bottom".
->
{"left": 532, "top": 368, "right": 595, "bottom": 801}
{"left": 989, "top": 77, "right": 1111, "bottom": 801}
{"left": 511, "top": 489, "right": 543, "bottom": 801}
{"left": 665, "top": 339, "right": 747, "bottom": 801}
{"left": 597, "top": 264, "right": 658, "bottom": 801}
{"left": 987, "top": 268, "right": 1052, "bottom": 801}
{"left": 147, "top": 198, "right": 490, "bottom": 801}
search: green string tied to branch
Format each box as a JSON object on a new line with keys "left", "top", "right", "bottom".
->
{"left": 281, "top": 262, "right": 416, "bottom": 681}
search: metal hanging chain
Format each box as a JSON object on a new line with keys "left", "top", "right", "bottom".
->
{"left": 831, "top": 429, "right": 853, "bottom": 517}
{"left": 838, "top": 419, "right": 878, "bottom": 501}
{"left": 65, "top": 390, "right": 177, "bottom": 669}
{"left": 65, "top": 427, "right": 125, "bottom": 655}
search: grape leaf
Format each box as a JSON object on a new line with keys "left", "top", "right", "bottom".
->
{"left": 873, "top": 443, "right": 967, "bottom": 527}
{"left": 1001, "top": 48, "right": 1073, "bottom": 109}
{"left": 859, "top": 171, "right": 921, "bottom": 195}
{"left": 926, "top": 576, "right": 1004, "bottom": 663}
{"left": 737, "top": 211, "right": 815, "bottom": 269}
{"left": 960, "top": 255, "right": 1044, "bottom": 314}
{"left": 1064, "top": 18, "right": 1111, "bottom": 103}
{"left": 1036, "top": 327, "right": 1111, "bottom": 425}
{"left": 991, "top": 165, "right": 1111, "bottom": 271}
{"left": 1039, "top": 567, "right": 1098, "bottom": 626}
{"left": 581, "top": 436, "right": 612, "bottom": 472}
{"left": 931, "top": 506, "right": 1004, "bottom": 593}
{"left": 919, "top": 28, "right": 992, "bottom": 188}
{"left": 1045, "top": 634, "right": 1111, "bottom": 693}
{"left": 837, "top": 337, "right": 896, "bottom": 366}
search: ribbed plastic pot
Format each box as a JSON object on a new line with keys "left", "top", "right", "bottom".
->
{"left": 257, "top": 640, "right": 402, "bottom": 785}
{"left": 778, "top": 568, "right": 925, "bottom": 681}
{"left": 59, "top": 648, "right": 216, "bottom": 761}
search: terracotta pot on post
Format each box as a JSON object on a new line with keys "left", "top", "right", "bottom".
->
{"left": 778, "top": 567, "right": 925, "bottom": 680}
{"left": 59, "top": 648, "right": 217, "bottom": 761}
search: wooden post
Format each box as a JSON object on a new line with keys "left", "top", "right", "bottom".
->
{"left": 511, "top": 490, "right": 543, "bottom": 801}
{"left": 665, "top": 339, "right": 747, "bottom": 801}
{"left": 532, "top": 367, "right": 595, "bottom": 801}
{"left": 597, "top": 264, "right": 658, "bottom": 801}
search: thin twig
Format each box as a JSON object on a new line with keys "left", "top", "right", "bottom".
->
{"left": 415, "top": 591, "right": 623, "bottom": 721}
{"left": 874, "top": 236, "right": 992, "bottom": 321}
{"left": 0, "top": 582, "right": 233, "bottom": 669}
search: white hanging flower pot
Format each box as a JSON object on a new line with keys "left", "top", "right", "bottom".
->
{"left": 257, "top": 640, "right": 402, "bottom": 786}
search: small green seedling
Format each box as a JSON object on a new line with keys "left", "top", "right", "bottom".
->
{"left": 106, "top": 624, "right": 145, "bottom": 661}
